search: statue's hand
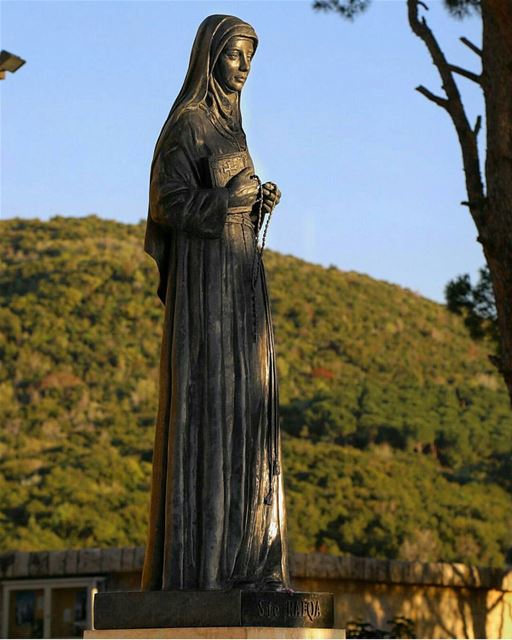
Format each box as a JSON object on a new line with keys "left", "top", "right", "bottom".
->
{"left": 261, "top": 182, "right": 281, "bottom": 213}
{"left": 226, "top": 167, "right": 259, "bottom": 207}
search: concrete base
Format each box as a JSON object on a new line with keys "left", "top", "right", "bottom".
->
{"left": 84, "top": 627, "right": 345, "bottom": 639}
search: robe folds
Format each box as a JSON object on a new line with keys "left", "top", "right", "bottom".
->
{"left": 141, "top": 105, "right": 290, "bottom": 591}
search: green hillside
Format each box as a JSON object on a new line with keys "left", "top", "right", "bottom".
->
{"left": 1, "top": 216, "right": 511, "bottom": 566}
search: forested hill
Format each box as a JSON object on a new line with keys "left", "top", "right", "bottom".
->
{"left": 1, "top": 216, "right": 511, "bottom": 567}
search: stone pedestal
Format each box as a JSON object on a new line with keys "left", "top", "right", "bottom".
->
{"left": 85, "top": 627, "right": 345, "bottom": 639}
{"left": 92, "top": 590, "right": 337, "bottom": 632}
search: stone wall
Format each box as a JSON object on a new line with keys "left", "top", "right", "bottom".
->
{"left": 1, "top": 548, "right": 511, "bottom": 638}
{"left": 289, "top": 553, "right": 512, "bottom": 639}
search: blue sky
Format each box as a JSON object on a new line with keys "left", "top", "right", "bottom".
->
{"left": 1, "top": 0, "right": 485, "bottom": 301}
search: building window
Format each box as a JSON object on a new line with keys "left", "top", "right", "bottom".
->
{"left": 1, "top": 578, "right": 102, "bottom": 639}
{"left": 50, "top": 587, "right": 88, "bottom": 638}
{"left": 8, "top": 588, "right": 44, "bottom": 639}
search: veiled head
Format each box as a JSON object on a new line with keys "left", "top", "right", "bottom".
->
{"left": 162, "top": 16, "right": 257, "bottom": 129}
{"left": 151, "top": 16, "right": 258, "bottom": 166}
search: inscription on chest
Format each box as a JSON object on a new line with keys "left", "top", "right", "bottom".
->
{"left": 209, "top": 151, "right": 250, "bottom": 187}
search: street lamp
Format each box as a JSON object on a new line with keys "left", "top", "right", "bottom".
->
{"left": 0, "top": 50, "right": 26, "bottom": 80}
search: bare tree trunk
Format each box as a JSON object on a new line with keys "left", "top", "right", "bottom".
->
{"left": 407, "top": 0, "right": 512, "bottom": 404}
{"left": 481, "top": 0, "right": 512, "bottom": 402}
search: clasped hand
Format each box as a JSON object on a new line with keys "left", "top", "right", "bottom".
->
{"left": 261, "top": 181, "right": 281, "bottom": 214}
{"left": 226, "top": 167, "right": 281, "bottom": 213}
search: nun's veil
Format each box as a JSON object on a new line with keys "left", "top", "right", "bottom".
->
{"left": 145, "top": 15, "right": 258, "bottom": 301}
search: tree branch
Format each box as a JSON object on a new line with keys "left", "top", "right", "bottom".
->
{"left": 416, "top": 85, "right": 449, "bottom": 109}
{"left": 473, "top": 115, "right": 482, "bottom": 138}
{"left": 407, "top": 0, "right": 485, "bottom": 221}
{"left": 461, "top": 195, "right": 487, "bottom": 210}
{"left": 449, "top": 64, "right": 482, "bottom": 85}
{"left": 460, "top": 36, "right": 482, "bottom": 57}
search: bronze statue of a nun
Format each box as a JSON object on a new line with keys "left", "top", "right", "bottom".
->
{"left": 142, "top": 14, "right": 290, "bottom": 592}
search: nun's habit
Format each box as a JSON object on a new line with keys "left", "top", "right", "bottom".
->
{"left": 141, "top": 15, "right": 290, "bottom": 591}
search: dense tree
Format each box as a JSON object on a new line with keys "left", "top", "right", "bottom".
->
{"left": 313, "top": 0, "right": 512, "bottom": 405}
{"left": 1, "top": 217, "right": 511, "bottom": 565}
{"left": 445, "top": 265, "right": 498, "bottom": 344}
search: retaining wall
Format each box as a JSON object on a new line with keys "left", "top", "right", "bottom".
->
{"left": 1, "top": 548, "right": 511, "bottom": 638}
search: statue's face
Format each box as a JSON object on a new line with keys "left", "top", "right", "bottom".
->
{"left": 215, "top": 37, "right": 254, "bottom": 92}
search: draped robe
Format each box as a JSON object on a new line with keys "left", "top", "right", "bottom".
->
{"left": 141, "top": 26, "right": 290, "bottom": 588}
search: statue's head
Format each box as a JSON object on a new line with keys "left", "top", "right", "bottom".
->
{"left": 174, "top": 15, "right": 258, "bottom": 110}
{"left": 214, "top": 36, "right": 255, "bottom": 93}
{"left": 151, "top": 15, "right": 258, "bottom": 159}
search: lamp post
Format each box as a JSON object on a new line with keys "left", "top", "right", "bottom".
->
{"left": 0, "top": 50, "right": 25, "bottom": 80}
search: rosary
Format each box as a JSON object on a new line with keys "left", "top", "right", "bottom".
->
{"left": 250, "top": 174, "right": 281, "bottom": 506}
{"left": 250, "top": 174, "right": 276, "bottom": 340}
